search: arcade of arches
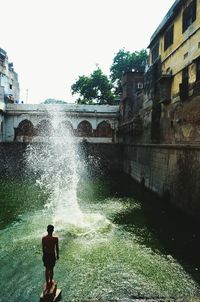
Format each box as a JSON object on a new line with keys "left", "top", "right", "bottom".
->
{"left": 14, "top": 119, "right": 113, "bottom": 141}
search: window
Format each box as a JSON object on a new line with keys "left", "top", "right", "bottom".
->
{"left": 151, "top": 42, "right": 159, "bottom": 64}
{"left": 182, "top": 67, "right": 189, "bottom": 83}
{"left": 182, "top": 0, "right": 196, "bottom": 33}
{"left": 137, "top": 82, "right": 143, "bottom": 89}
{"left": 164, "top": 25, "right": 174, "bottom": 51}
{"left": 180, "top": 67, "right": 189, "bottom": 101}
{"left": 10, "top": 84, "right": 12, "bottom": 89}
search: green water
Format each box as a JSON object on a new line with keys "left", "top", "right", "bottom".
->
{"left": 0, "top": 177, "right": 200, "bottom": 301}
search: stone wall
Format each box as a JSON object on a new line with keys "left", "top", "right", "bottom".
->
{"left": 0, "top": 142, "right": 122, "bottom": 179}
{"left": 0, "top": 142, "right": 27, "bottom": 178}
{"left": 1, "top": 141, "right": 200, "bottom": 217}
{"left": 122, "top": 143, "right": 200, "bottom": 217}
{"left": 79, "top": 142, "right": 123, "bottom": 177}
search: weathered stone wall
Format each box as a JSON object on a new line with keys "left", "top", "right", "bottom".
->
{"left": 79, "top": 142, "right": 123, "bottom": 178}
{"left": 0, "top": 142, "right": 27, "bottom": 178}
{"left": 0, "top": 142, "right": 122, "bottom": 179}
{"left": 1, "top": 141, "right": 200, "bottom": 217}
{"left": 122, "top": 143, "right": 200, "bottom": 217}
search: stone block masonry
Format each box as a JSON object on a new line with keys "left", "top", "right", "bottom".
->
{"left": 0, "top": 142, "right": 27, "bottom": 179}
{"left": 0, "top": 142, "right": 122, "bottom": 179}
{"left": 0, "top": 141, "right": 200, "bottom": 218}
{"left": 122, "top": 144, "right": 200, "bottom": 218}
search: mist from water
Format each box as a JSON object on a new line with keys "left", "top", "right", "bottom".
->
{"left": 25, "top": 108, "right": 112, "bottom": 233}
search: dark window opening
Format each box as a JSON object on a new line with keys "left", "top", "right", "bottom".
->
{"left": 164, "top": 25, "right": 174, "bottom": 51}
{"left": 10, "top": 84, "right": 12, "bottom": 89}
{"left": 151, "top": 43, "right": 159, "bottom": 64}
{"left": 183, "top": 66, "right": 189, "bottom": 82}
{"left": 180, "top": 67, "right": 189, "bottom": 101}
{"left": 182, "top": 0, "right": 196, "bottom": 33}
{"left": 196, "top": 58, "right": 200, "bottom": 81}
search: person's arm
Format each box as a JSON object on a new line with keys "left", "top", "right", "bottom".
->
{"left": 42, "top": 237, "right": 45, "bottom": 254}
{"left": 56, "top": 238, "right": 59, "bottom": 260}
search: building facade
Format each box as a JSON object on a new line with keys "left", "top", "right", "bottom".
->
{"left": 118, "top": 71, "right": 144, "bottom": 143}
{"left": 4, "top": 104, "right": 119, "bottom": 143}
{"left": 0, "top": 48, "right": 20, "bottom": 108}
{"left": 117, "top": 0, "right": 200, "bottom": 216}
{"left": 144, "top": 0, "right": 200, "bottom": 144}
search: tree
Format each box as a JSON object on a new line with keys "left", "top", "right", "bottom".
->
{"left": 42, "top": 98, "right": 67, "bottom": 104}
{"left": 71, "top": 68, "right": 114, "bottom": 105}
{"left": 71, "top": 49, "right": 148, "bottom": 104}
{"left": 110, "top": 49, "right": 148, "bottom": 93}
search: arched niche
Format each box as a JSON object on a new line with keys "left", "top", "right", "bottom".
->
{"left": 77, "top": 120, "right": 93, "bottom": 137}
{"left": 15, "top": 119, "right": 35, "bottom": 141}
{"left": 57, "top": 121, "right": 73, "bottom": 135}
{"left": 35, "top": 119, "right": 53, "bottom": 136}
{"left": 96, "top": 121, "right": 112, "bottom": 137}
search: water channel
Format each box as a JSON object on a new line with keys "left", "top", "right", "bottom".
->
{"left": 0, "top": 111, "right": 200, "bottom": 301}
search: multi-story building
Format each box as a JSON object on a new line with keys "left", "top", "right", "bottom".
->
{"left": 0, "top": 48, "right": 20, "bottom": 109}
{"left": 0, "top": 48, "right": 20, "bottom": 141}
{"left": 144, "top": 0, "right": 200, "bottom": 144}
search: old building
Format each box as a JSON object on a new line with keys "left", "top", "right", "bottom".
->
{"left": 0, "top": 48, "right": 20, "bottom": 141}
{"left": 144, "top": 0, "right": 200, "bottom": 144}
{"left": 0, "top": 48, "right": 20, "bottom": 108}
{"left": 117, "top": 0, "right": 200, "bottom": 216}
{"left": 118, "top": 71, "right": 144, "bottom": 143}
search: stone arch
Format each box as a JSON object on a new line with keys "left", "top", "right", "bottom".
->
{"left": 35, "top": 119, "right": 53, "bottom": 136}
{"left": 96, "top": 120, "right": 112, "bottom": 137}
{"left": 57, "top": 120, "right": 73, "bottom": 135}
{"left": 15, "top": 119, "right": 34, "bottom": 141}
{"left": 77, "top": 120, "right": 93, "bottom": 137}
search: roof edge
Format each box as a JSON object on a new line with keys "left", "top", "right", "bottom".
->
{"left": 148, "top": 0, "right": 184, "bottom": 48}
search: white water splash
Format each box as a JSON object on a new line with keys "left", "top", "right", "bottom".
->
{"left": 25, "top": 107, "right": 112, "bottom": 233}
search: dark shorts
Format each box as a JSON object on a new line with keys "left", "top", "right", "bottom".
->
{"left": 43, "top": 253, "right": 56, "bottom": 268}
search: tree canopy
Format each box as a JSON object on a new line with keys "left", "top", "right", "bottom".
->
{"left": 42, "top": 98, "right": 67, "bottom": 104}
{"left": 110, "top": 49, "right": 148, "bottom": 92}
{"left": 71, "top": 49, "right": 148, "bottom": 104}
{"left": 71, "top": 68, "right": 114, "bottom": 105}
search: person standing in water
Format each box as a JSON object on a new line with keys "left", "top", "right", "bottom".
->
{"left": 42, "top": 225, "right": 59, "bottom": 287}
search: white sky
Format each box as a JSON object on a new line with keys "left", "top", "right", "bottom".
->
{"left": 1, "top": 0, "right": 175, "bottom": 104}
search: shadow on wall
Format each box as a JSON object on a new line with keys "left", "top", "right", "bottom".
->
{"left": 172, "top": 150, "right": 200, "bottom": 217}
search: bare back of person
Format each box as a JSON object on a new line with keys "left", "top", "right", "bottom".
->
{"left": 42, "top": 225, "right": 59, "bottom": 287}
{"left": 42, "top": 235, "right": 58, "bottom": 254}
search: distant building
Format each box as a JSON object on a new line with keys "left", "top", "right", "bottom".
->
{"left": 0, "top": 48, "right": 20, "bottom": 108}
{"left": 144, "top": 0, "right": 200, "bottom": 144}
{"left": 0, "top": 48, "right": 20, "bottom": 141}
{"left": 118, "top": 71, "right": 144, "bottom": 143}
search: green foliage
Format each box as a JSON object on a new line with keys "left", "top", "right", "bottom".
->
{"left": 71, "top": 49, "right": 148, "bottom": 104}
{"left": 110, "top": 49, "right": 148, "bottom": 92}
{"left": 42, "top": 98, "right": 67, "bottom": 104}
{"left": 71, "top": 68, "right": 114, "bottom": 105}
